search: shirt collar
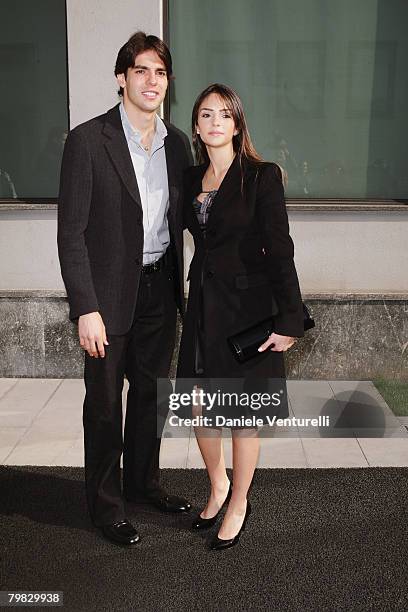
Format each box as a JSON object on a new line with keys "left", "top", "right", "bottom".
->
{"left": 119, "top": 101, "right": 167, "bottom": 145}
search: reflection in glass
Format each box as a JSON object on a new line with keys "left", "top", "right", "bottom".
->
{"left": 169, "top": 0, "right": 408, "bottom": 199}
{"left": 0, "top": 0, "right": 68, "bottom": 199}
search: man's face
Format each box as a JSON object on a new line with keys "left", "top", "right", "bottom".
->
{"left": 117, "top": 50, "right": 168, "bottom": 113}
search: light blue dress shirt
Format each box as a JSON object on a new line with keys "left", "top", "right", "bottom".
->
{"left": 119, "top": 102, "right": 170, "bottom": 265}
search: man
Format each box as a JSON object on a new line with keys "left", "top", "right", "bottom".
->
{"left": 57, "top": 32, "right": 192, "bottom": 546}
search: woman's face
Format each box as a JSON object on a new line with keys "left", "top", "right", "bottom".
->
{"left": 196, "top": 93, "right": 238, "bottom": 150}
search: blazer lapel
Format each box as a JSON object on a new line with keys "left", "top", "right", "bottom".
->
{"left": 102, "top": 105, "right": 142, "bottom": 208}
{"left": 187, "top": 164, "right": 207, "bottom": 240}
{"left": 206, "top": 154, "right": 241, "bottom": 228}
{"left": 164, "top": 131, "right": 179, "bottom": 221}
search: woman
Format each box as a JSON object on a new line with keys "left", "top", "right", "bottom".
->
{"left": 177, "top": 84, "right": 304, "bottom": 550}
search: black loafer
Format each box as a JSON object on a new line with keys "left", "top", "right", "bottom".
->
{"left": 101, "top": 519, "right": 140, "bottom": 546}
{"left": 150, "top": 494, "right": 192, "bottom": 513}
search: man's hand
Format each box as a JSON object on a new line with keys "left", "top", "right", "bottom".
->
{"left": 258, "top": 332, "right": 296, "bottom": 353}
{"left": 78, "top": 312, "right": 109, "bottom": 358}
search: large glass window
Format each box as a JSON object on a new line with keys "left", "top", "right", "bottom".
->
{"left": 0, "top": 0, "right": 68, "bottom": 199}
{"left": 168, "top": 0, "right": 408, "bottom": 199}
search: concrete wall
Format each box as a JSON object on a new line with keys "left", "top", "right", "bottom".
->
{"left": 1, "top": 208, "right": 406, "bottom": 293}
{"left": 288, "top": 211, "right": 408, "bottom": 293}
{"left": 0, "top": 211, "right": 62, "bottom": 291}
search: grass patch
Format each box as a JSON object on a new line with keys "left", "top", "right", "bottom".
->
{"left": 373, "top": 379, "right": 408, "bottom": 416}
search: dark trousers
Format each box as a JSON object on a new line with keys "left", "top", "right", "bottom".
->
{"left": 83, "top": 262, "right": 177, "bottom": 526}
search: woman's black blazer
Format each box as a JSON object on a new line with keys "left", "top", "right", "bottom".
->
{"left": 178, "top": 155, "right": 304, "bottom": 378}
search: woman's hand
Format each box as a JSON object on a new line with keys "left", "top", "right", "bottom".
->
{"left": 258, "top": 332, "right": 296, "bottom": 353}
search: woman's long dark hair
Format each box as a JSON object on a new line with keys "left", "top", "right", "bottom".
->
{"left": 191, "top": 83, "right": 264, "bottom": 167}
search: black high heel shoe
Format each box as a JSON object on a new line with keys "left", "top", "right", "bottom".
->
{"left": 191, "top": 482, "right": 232, "bottom": 530}
{"left": 210, "top": 500, "right": 251, "bottom": 550}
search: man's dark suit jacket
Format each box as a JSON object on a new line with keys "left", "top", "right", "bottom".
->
{"left": 57, "top": 104, "right": 192, "bottom": 335}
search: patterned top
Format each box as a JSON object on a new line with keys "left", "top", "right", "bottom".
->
{"left": 192, "top": 190, "right": 218, "bottom": 231}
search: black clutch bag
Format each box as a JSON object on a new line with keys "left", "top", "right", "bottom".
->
{"left": 227, "top": 303, "right": 315, "bottom": 364}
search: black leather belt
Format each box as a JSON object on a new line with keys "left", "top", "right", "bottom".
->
{"left": 141, "top": 252, "right": 168, "bottom": 275}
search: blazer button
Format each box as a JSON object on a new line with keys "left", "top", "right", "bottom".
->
{"left": 137, "top": 219, "right": 143, "bottom": 226}
{"left": 206, "top": 270, "right": 214, "bottom": 278}
{"left": 135, "top": 258, "right": 141, "bottom": 265}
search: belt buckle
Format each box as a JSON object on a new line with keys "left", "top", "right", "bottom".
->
{"left": 142, "top": 258, "right": 161, "bottom": 274}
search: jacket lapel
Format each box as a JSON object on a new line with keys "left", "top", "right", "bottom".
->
{"left": 164, "top": 130, "right": 179, "bottom": 221}
{"left": 187, "top": 164, "right": 207, "bottom": 239}
{"left": 102, "top": 104, "right": 142, "bottom": 208}
{"left": 205, "top": 154, "right": 242, "bottom": 228}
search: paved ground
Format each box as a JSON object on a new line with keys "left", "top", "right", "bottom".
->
{"left": 1, "top": 378, "right": 408, "bottom": 468}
